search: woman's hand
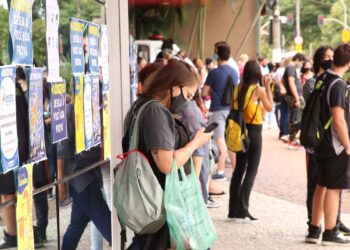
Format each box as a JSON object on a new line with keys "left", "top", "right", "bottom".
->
{"left": 192, "top": 127, "right": 213, "bottom": 149}
{"left": 263, "top": 74, "right": 273, "bottom": 87}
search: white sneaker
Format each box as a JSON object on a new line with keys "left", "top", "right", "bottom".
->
{"left": 206, "top": 197, "right": 220, "bottom": 208}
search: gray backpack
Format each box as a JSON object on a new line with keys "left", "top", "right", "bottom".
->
{"left": 113, "top": 100, "right": 166, "bottom": 235}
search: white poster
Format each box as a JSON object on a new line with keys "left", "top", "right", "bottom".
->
{"left": 100, "top": 25, "right": 109, "bottom": 91}
{"left": 46, "top": 0, "right": 61, "bottom": 82}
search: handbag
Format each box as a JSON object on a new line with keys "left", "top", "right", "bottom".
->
{"left": 113, "top": 100, "right": 166, "bottom": 235}
{"left": 164, "top": 159, "right": 218, "bottom": 250}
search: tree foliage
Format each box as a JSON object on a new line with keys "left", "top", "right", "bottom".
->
{"left": 129, "top": 6, "right": 186, "bottom": 39}
{"left": 0, "top": 6, "right": 9, "bottom": 64}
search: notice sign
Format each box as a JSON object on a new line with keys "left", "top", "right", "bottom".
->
{"left": 100, "top": 25, "right": 111, "bottom": 159}
{"left": 46, "top": 0, "right": 61, "bottom": 82}
{"left": 92, "top": 74, "right": 101, "bottom": 146}
{"left": 84, "top": 75, "right": 93, "bottom": 149}
{"left": 16, "top": 164, "right": 34, "bottom": 250}
{"left": 88, "top": 23, "right": 99, "bottom": 73}
{"left": 9, "top": 0, "right": 33, "bottom": 65}
{"left": 100, "top": 25, "right": 109, "bottom": 92}
{"left": 74, "top": 75, "right": 85, "bottom": 153}
{"left": 70, "top": 18, "right": 86, "bottom": 74}
{"left": 51, "top": 81, "right": 67, "bottom": 143}
{"left": 0, "top": 66, "right": 19, "bottom": 173}
{"left": 27, "top": 68, "right": 46, "bottom": 163}
{"left": 102, "top": 91, "right": 111, "bottom": 159}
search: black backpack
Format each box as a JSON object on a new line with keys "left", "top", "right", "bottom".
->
{"left": 300, "top": 75, "right": 339, "bottom": 148}
{"left": 219, "top": 68, "right": 235, "bottom": 105}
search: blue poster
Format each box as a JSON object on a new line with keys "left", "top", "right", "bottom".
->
{"left": 0, "top": 66, "right": 19, "bottom": 173}
{"left": 84, "top": 74, "right": 93, "bottom": 149}
{"left": 70, "top": 18, "right": 87, "bottom": 74}
{"left": 51, "top": 81, "right": 67, "bottom": 143}
{"left": 88, "top": 23, "right": 99, "bottom": 73}
{"left": 91, "top": 74, "right": 101, "bottom": 146}
{"left": 27, "top": 68, "right": 46, "bottom": 163}
{"left": 9, "top": 0, "right": 33, "bottom": 65}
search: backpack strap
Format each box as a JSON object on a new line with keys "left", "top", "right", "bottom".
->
{"left": 129, "top": 99, "right": 158, "bottom": 150}
{"left": 232, "top": 84, "right": 255, "bottom": 111}
{"left": 324, "top": 78, "right": 343, "bottom": 130}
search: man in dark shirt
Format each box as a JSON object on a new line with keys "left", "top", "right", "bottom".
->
{"left": 282, "top": 53, "right": 305, "bottom": 150}
{"left": 306, "top": 44, "right": 350, "bottom": 246}
{"left": 202, "top": 45, "right": 239, "bottom": 181}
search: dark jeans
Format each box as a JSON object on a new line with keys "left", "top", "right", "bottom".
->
{"left": 61, "top": 180, "right": 111, "bottom": 250}
{"left": 229, "top": 124, "right": 262, "bottom": 216}
{"left": 275, "top": 103, "right": 281, "bottom": 125}
{"left": 33, "top": 162, "right": 49, "bottom": 234}
{"left": 306, "top": 152, "right": 341, "bottom": 225}
{"left": 279, "top": 99, "right": 289, "bottom": 137}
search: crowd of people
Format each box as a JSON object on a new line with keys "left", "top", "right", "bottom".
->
{"left": 132, "top": 40, "right": 350, "bottom": 247}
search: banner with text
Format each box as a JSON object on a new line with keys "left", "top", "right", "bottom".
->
{"left": 92, "top": 74, "right": 101, "bottom": 146}
{"left": 74, "top": 75, "right": 85, "bottom": 153}
{"left": 9, "top": 0, "right": 33, "bottom": 65}
{"left": 70, "top": 18, "right": 86, "bottom": 74}
{"left": 46, "top": 0, "right": 61, "bottom": 82}
{"left": 84, "top": 74, "right": 93, "bottom": 149}
{"left": 100, "top": 25, "right": 110, "bottom": 159}
{"left": 16, "top": 164, "right": 34, "bottom": 250}
{"left": 88, "top": 23, "right": 99, "bottom": 73}
{"left": 0, "top": 66, "right": 19, "bottom": 173}
{"left": 27, "top": 68, "right": 46, "bottom": 163}
{"left": 51, "top": 81, "right": 67, "bottom": 143}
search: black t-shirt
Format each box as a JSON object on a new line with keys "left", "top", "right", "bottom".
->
{"left": 123, "top": 97, "right": 190, "bottom": 189}
{"left": 315, "top": 70, "right": 350, "bottom": 158}
{"left": 283, "top": 64, "right": 302, "bottom": 96}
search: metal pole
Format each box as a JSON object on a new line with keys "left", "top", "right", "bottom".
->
{"left": 296, "top": 0, "right": 301, "bottom": 36}
{"left": 272, "top": 0, "right": 281, "bottom": 63}
{"left": 340, "top": 0, "right": 348, "bottom": 29}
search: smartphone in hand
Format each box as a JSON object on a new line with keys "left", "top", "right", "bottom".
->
{"left": 204, "top": 122, "right": 219, "bottom": 133}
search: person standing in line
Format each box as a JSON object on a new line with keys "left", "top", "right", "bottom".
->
{"left": 202, "top": 45, "right": 239, "bottom": 181}
{"left": 282, "top": 53, "right": 306, "bottom": 150}
{"left": 300, "top": 60, "right": 314, "bottom": 86}
{"left": 303, "top": 45, "right": 350, "bottom": 238}
{"left": 228, "top": 60, "right": 273, "bottom": 222}
{"left": 124, "top": 61, "right": 212, "bottom": 249}
{"left": 305, "top": 43, "right": 350, "bottom": 246}
{"left": 274, "top": 58, "right": 289, "bottom": 142}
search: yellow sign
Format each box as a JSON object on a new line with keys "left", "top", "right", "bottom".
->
{"left": 342, "top": 29, "right": 350, "bottom": 43}
{"left": 16, "top": 164, "right": 34, "bottom": 250}
{"left": 74, "top": 75, "right": 85, "bottom": 153}
{"left": 103, "top": 91, "right": 111, "bottom": 160}
{"left": 295, "top": 44, "right": 303, "bottom": 52}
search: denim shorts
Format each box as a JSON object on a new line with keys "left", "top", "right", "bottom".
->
{"left": 207, "top": 110, "right": 229, "bottom": 140}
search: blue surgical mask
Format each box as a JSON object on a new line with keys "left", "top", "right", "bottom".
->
{"left": 212, "top": 53, "right": 218, "bottom": 61}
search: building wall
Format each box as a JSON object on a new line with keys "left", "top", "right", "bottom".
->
{"left": 175, "top": 0, "right": 258, "bottom": 60}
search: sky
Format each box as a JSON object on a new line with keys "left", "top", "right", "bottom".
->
{"left": 0, "top": 0, "right": 7, "bottom": 9}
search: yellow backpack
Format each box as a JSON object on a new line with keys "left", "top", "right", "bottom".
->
{"left": 225, "top": 85, "right": 256, "bottom": 153}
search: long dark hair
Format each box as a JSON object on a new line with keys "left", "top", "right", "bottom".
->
{"left": 140, "top": 60, "right": 199, "bottom": 99}
{"left": 313, "top": 45, "right": 333, "bottom": 74}
{"left": 238, "top": 60, "right": 262, "bottom": 110}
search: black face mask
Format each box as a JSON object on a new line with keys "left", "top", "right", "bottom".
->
{"left": 169, "top": 88, "right": 187, "bottom": 114}
{"left": 320, "top": 60, "right": 333, "bottom": 71}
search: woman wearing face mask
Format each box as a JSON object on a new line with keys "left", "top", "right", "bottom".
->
{"left": 123, "top": 60, "right": 213, "bottom": 250}
{"left": 303, "top": 46, "right": 350, "bottom": 236}
{"left": 300, "top": 60, "right": 314, "bottom": 86}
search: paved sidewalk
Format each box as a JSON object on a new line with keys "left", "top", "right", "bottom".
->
{"left": 210, "top": 188, "right": 350, "bottom": 250}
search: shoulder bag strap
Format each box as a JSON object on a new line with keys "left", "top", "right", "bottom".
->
{"left": 129, "top": 99, "right": 158, "bottom": 150}
{"left": 247, "top": 86, "right": 260, "bottom": 124}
